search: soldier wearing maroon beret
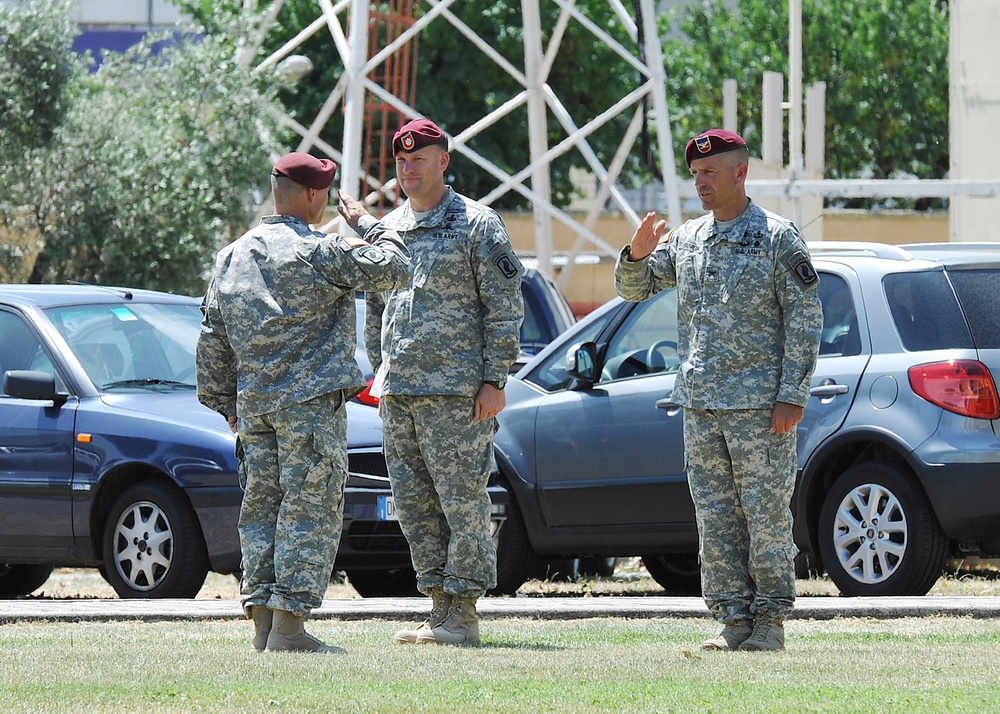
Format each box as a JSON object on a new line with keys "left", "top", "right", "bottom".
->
{"left": 615, "top": 128, "right": 822, "bottom": 654}
{"left": 197, "top": 152, "right": 411, "bottom": 654}
{"left": 366, "top": 117, "right": 524, "bottom": 647}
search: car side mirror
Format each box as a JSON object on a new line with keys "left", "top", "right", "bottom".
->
{"left": 2, "top": 370, "right": 68, "bottom": 407}
{"left": 565, "top": 342, "right": 598, "bottom": 384}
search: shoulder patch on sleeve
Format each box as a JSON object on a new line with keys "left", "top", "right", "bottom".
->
{"left": 488, "top": 245, "right": 523, "bottom": 283}
{"left": 657, "top": 228, "right": 676, "bottom": 246}
{"left": 787, "top": 249, "right": 818, "bottom": 287}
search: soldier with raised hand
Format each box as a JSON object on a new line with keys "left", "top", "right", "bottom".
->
{"left": 364, "top": 118, "right": 524, "bottom": 646}
{"left": 614, "top": 129, "right": 823, "bottom": 652}
{"left": 196, "top": 152, "right": 411, "bottom": 654}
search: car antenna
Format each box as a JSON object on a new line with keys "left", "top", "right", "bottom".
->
{"left": 67, "top": 281, "right": 134, "bottom": 300}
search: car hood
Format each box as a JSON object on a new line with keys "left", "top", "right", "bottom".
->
{"left": 100, "top": 391, "right": 235, "bottom": 434}
{"left": 100, "top": 391, "right": 385, "bottom": 447}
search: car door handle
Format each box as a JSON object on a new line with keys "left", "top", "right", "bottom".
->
{"left": 809, "top": 383, "right": 849, "bottom": 397}
{"left": 655, "top": 397, "right": 681, "bottom": 414}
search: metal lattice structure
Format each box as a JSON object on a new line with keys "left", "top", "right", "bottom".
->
{"left": 237, "top": 0, "right": 681, "bottom": 285}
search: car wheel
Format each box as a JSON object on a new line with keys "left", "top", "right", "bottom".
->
{"left": 0, "top": 564, "right": 54, "bottom": 597}
{"left": 818, "top": 461, "right": 948, "bottom": 597}
{"left": 101, "top": 480, "right": 209, "bottom": 598}
{"left": 641, "top": 554, "right": 701, "bottom": 595}
{"left": 489, "top": 483, "right": 533, "bottom": 596}
{"left": 346, "top": 568, "right": 420, "bottom": 597}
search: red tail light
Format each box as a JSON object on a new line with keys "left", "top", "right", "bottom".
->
{"left": 354, "top": 378, "right": 380, "bottom": 407}
{"left": 908, "top": 360, "right": 1000, "bottom": 419}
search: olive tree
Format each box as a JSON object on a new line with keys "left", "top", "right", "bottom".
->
{"left": 0, "top": 0, "right": 289, "bottom": 293}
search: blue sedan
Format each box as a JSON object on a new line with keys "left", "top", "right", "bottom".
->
{"left": 0, "top": 284, "right": 400, "bottom": 598}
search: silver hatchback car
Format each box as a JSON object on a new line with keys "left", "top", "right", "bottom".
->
{"left": 492, "top": 242, "right": 1000, "bottom": 597}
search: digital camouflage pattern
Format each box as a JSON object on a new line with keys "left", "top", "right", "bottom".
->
{"left": 615, "top": 200, "right": 822, "bottom": 410}
{"left": 364, "top": 187, "right": 524, "bottom": 397}
{"left": 238, "top": 392, "right": 347, "bottom": 616}
{"left": 364, "top": 187, "right": 523, "bottom": 599}
{"left": 197, "top": 214, "right": 410, "bottom": 419}
{"left": 684, "top": 407, "right": 797, "bottom": 622}
{"left": 381, "top": 394, "right": 497, "bottom": 598}
{"left": 196, "top": 213, "right": 411, "bottom": 617}
{"left": 614, "top": 199, "right": 821, "bottom": 623}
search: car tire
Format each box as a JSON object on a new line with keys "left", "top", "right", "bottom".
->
{"left": 0, "top": 564, "right": 54, "bottom": 597}
{"left": 346, "top": 567, "right": 420, "bottom": 597}
{"left": 101, "top": 480, "right": 209, "bottom": 599}
{"left": 641, "top": 554, "right": 701, "bottom": 595}
{"left": 489, "top": 483, "right": 533, "bottom": 596}
{"left": 818, "top": 461, "right": 948, "bottom": 597}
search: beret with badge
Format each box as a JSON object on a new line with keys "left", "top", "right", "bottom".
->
{"left": 392, "top": 118, "right": 449, "bottom": 156}
{"left": 272, "top": 152, "right": 337, "bottom": 190}
{"left": 684, "top": 129, "right": 747, "bottom": 167}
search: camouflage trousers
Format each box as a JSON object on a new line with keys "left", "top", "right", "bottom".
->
{"left": 236, "top": 391, "right": 347, "bottom": 618}
{"left": 683, "top": 407, "right": 797, "bottom": 624}
{"left": 381, "top": 394, "right": 497, "bottom": 598}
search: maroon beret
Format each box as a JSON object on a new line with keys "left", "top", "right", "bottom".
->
{"left": 392, "top": 118, "right": 448, "bottom": 156}
{"left": 684, "top": 129, "right": 747, "bottom": 166}
{"left": 272, "top": 152, "right": 337, "bottom": 189}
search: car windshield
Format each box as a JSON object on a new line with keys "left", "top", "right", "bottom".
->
{"left": 45, "top": 302, "right": 201, "bottom": 390}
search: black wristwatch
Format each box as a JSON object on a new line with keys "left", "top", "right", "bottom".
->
{"left": 484, "top": 378, "right": 506, "bottom": 390}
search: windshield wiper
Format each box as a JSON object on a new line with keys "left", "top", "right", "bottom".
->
{"left": 102, "top": 379, "right": 195, "bottom": 390}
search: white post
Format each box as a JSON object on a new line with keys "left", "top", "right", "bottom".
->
{"left": 805, "top": 82, "right": 826, "bottom": 176}
{"left": 340, "top": 0, "right": 368, "bottom": 203}
{"left": 762, "top": 71, "right": 784, "bottom": 165}
{"left": 723, "top": 78, "right": 738, "bottom": 133}
{"left": 638, "top": 0, "right": 682, "bottom": 227}
{"left": 522, "top": 0, "right": 553, "bottom": 276}
{"left": 788, "top": 0, "right": 803, "bottom": 227}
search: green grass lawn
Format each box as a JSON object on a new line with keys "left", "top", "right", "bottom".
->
{"left": 2, "top": 616, "right": 999, "bottom": 713}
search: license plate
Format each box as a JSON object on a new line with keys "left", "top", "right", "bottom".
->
{"left": 377, "top": 495, "right": 397, "bottom": 521}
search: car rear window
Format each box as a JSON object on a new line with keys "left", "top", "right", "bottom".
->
{"left": 946, "top": 269, "right": 1000, "bottom": 349}
{"left": 883, "top": 270, "right": 973, "bottom": 352}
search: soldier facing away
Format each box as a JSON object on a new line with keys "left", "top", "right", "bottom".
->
{"left": 197, "top": 152, "right": 411, "bottom": 653}
{"left": 614, "top": 129, "right": 823, "bottom": 652}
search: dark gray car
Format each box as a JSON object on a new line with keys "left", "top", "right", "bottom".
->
{"left": 490, "top": 242, "right": 1000, "bottom": 597}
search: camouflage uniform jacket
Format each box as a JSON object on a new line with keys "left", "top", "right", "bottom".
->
{"left": 614, "top": 200, "right": 822, "bottom": 409}
{"left": 365, "top": 187, "right": 524, "bottom": 397}
{"left": 197, "top": 214, "right": 411, "bottom": 419}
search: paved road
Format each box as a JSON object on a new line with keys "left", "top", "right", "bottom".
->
{"left": 4, "top": 595, "right": 1000, "bottom": 624}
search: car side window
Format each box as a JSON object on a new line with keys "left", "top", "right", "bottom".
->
{"left": 600, "top": 290, "right": 679, "bottom": 382}
{"left": 817, "top": 273, "right": 861, "bottom": 357}
{"left": 883, "top": 271, "right": 973, "bottom": 352}
{"left": 0, "top": 310, "right": 63, "bottom": 393}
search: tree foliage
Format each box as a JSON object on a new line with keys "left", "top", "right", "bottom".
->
{"left": 0, "top": 0, "right": 288, "bottom": 293}
{"left": 177, "top": 0, "right": 651, "bottom": 209}
{"left": 661, "top": 0, "right": 949, "bottom": 207}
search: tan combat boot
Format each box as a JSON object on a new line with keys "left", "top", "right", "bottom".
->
{"left": 738, "top": 616, "right": 785, "bottom": 651}
{"left": 429, "top": 595, "right": 480, "bottom": 645}
{"left": 700, "top": 620, "right": 754, "bottom": 651}
{"left": 251, "top": 606, "right": 273, "bottom": 651}
{"left": 264, "top": 609, "right": 346, "bottom": 654}
{"left": 394, "top": 587, "right": 452, "bottom": 644}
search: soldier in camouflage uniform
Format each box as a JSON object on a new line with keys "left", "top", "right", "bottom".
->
{"left": 197, "top": 152, "right": 411, "bottom": 654}
{"left": 363, "top": 118, "right": 524, "bottom": 646}
{"left": 614, "top": 130, "right": 822, "bottom": 652}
